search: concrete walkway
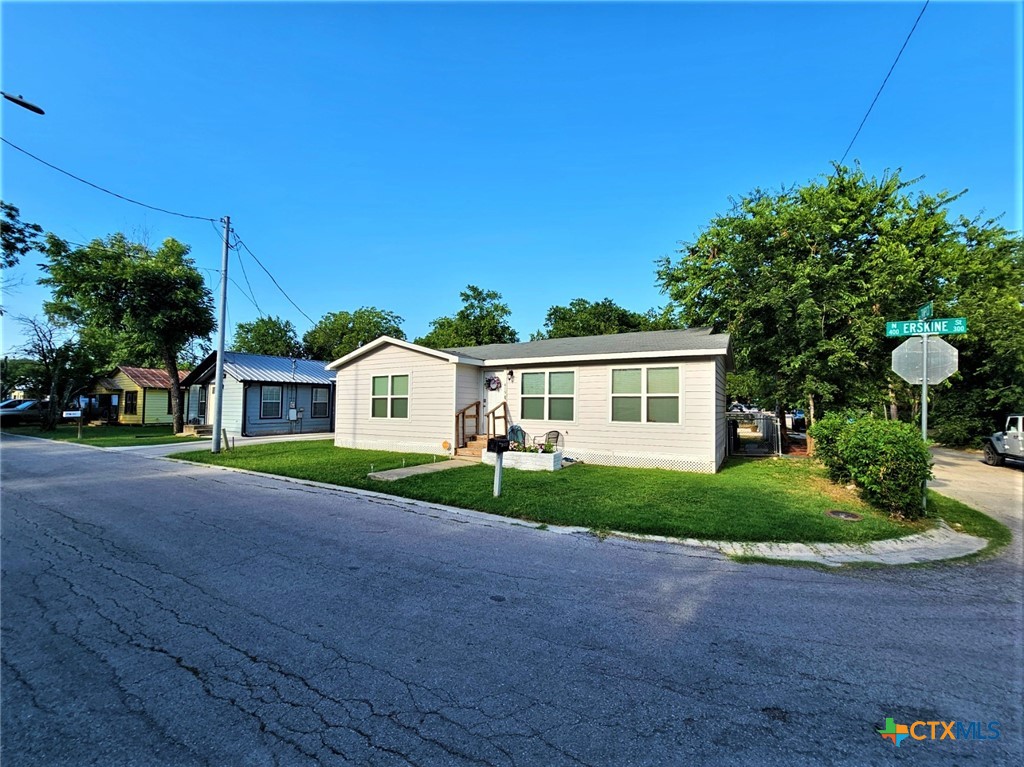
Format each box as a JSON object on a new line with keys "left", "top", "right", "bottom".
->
{"left": 368, "top": 459, "right": 476, "bottom": 481}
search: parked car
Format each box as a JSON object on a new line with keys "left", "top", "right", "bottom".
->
{"left": 728, "top": 403, "right": 757, "bottom": 413}
{"left": 0, "top": 398, "right": 31, "bottom": 409}
{"left": 0, "top": 399, "right": 45, "bottom": 426}
{"left": 982, "top": 414, "right": 1024, "bottom": 467}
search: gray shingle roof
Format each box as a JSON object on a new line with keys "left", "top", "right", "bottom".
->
{"left": 443, "top": 328, "right": 729, "bottom": 362}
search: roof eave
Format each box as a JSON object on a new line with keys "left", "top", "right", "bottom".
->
{"left": 480, "top": 347, "right": 730, "bottom": 367}
{"left": 326, "top": 336, "right": 482, "bottom": 370}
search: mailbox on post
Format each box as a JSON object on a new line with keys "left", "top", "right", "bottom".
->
{"left": 487, "top": 436, "right": 510, "bottom": 454}
{"left": 487, "top": 436, "right": 511, "bottom": 496}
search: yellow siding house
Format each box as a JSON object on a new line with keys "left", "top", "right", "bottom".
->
{"left": 86, "top": 366, "right": 186, "bottom": 425}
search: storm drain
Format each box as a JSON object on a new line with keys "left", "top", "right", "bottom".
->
{"left": 826, "top": 510, "right": 863, "bottom": 522}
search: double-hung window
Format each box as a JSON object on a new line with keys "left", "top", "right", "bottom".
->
{"left": 198, "top": 386, "right": 207, "bottom": 419}
{"left": 311, "top": 386, "right": 330, "bottom": 418}
{"left": 371, "top": 375, "right": 409, "bottom": 418}
{"left": 520, "top": 371, "right": 575, "bottom": 421}
{"left": 123, "top": 391, "right": 138, "bottom": 416}
{"left": 261, "top": 385, "right": 283, "bottom": 419}
{"left": 611, "top": 366, "right": 680, "bottom": 423}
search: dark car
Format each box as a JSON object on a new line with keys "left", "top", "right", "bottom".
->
{"left": 0, "top": 399, "right": 46, "bottom": 426}
{"left": 0, "top": 398, "right": 30, "bottom": 409}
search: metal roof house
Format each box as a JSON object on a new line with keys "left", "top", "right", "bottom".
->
{"left": 84, "top": 366, "right": 187, "bottom": 425}
{"left": 327, "top": 329, "right": 733, "bottom": 473}
{"left": 181, "top": 351, "right": 335, "bottom": 437}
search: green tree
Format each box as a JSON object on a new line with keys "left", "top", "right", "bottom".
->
{"left": 532, "top": 297, "right": 679, "bottom": 340}
{"left": 16, "top": 317, "right": 106, "bottom": 430}
{"left": 232, "top": 315, "right": 303, "bottom": 358}
{"left": 1, "top": 201, "right": 43, "bottom": 269}
{"left": 1, "top": 356, "right": 44, "bottom": 399}
{"left": 302, "top": 307, "right": 405, "bottom": 362}
{"left": 655, "top": 164, "right": 1023, "bottom": 428}
{"left": 416, "top": 285, "right": 519, "bottom": 349}
{"left": 41, "top": 233, "right": 216, "bottom": 433}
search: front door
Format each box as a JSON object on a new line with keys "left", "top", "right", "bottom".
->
{"left": 482, "top": 370, "right": 508, "bottom": 436}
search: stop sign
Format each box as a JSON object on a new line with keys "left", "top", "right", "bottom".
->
{"left": 892, "top": 336, "right": 958, "bottom": 385}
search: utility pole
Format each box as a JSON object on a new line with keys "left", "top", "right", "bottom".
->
{"left": 212, "top": 215, "right": 230, "bottom": 453}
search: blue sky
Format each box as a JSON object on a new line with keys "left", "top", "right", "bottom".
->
{"left": 2, "top": 0, "right": 1021, "bottom": 357}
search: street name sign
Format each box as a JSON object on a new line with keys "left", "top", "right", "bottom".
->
{"left": 885, "top": 317, "right": 968, "bottom": 337}
{"left": 892, "top": 336, "right": 958, "bottom": 385}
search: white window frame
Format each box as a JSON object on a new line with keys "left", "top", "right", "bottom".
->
{"left": 311, "top": 386, "right": 330, "bottom": 418}
{"left": 370, "top": 374, "right": 409, "bottom": 419}
{"left": 609, "top": 365, "right": 682, "bottom": 425}
{"left": 261, "top": 385, "right": 283, "bottom": 419}
{"left": 519, "top": 369, "right": 576, "bottom": 423}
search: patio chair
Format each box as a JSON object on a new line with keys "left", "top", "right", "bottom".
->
{"left": 533, "top": 430, "right": 563, "bottom": 451}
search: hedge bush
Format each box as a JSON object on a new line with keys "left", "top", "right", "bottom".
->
{"left": 932, "top": 414, "right": 985, "bottom": 449}
{"left": 808, "top": 411, "right": 855, "bottom": 482}
{"left": 809, "top": 414, "right": 933, "bottom": 519}
{"left": 837, "top": 419, "right": 933, "bottom": 519}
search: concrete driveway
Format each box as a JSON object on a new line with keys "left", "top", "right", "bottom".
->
{"left": 930, "top": 447, "right": 1023, "bottom": 563}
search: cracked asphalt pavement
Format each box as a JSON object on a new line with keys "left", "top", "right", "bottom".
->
{"left": 2, "top": 435, "right": 1021, "bottom": 765}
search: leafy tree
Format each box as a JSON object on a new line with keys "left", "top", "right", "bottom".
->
{"left": 1, "top": 201, "right": 43, "bottom": 269}
{"left": 16, "top": 317, "right": 106, "bottom": 430}
{"left": 655, "top": 164, "right": 1023, "bottom": 429}
{"left": 232, "top": 315, "right": 303, "bottom": 358}
{"left": 532, "top": 297, "right": 679, "bottom": 340}
{"left": 40, "top": 233, "right": 216, "bottom": 433}
{"left": 1, "top": 356, "right": 44, "bottom": 399}
{"left": 416, "top": 285, "right": 519, "bottom": 348}
{"left": 302, "top": 307, "right": 405, "bottom": 362}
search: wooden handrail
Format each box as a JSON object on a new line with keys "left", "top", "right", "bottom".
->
{"left": 454, "top": 400, "right": 481, "bottom": 448}
{"left": 486, "top": 401, "right": 511, "bottom": 439}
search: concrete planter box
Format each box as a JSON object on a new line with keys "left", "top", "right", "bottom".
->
{"left": 483, "top": 449, "right": 562, "bottom": 471}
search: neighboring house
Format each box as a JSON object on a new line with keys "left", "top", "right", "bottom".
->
{"left": 327, "top": 329, "right": 732, "bottom": 473}
{"left": 181, "top": 351, "right": 335, "bottom": 437}
{"left": 84, "top": 366, "right": 186, "bottom": 425}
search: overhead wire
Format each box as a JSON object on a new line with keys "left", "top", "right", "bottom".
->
{"left": 837, "top": 0, "right": 930, "bottom": 168}
{"left": 1, "top": 136, "right": 218, "bottom": 222}
{"left": 232, "top": 234, "right": 316, "bottom": 325}
{"left": 230, "top": 232, "right": 262, "bottom": 316}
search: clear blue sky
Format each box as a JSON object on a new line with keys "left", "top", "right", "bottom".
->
{"left": 2, "top": 1, "right": 1021, "bottom": 357}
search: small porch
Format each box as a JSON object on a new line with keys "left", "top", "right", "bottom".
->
{"left": 81, "top": 378, "right": 122, "bottom": 424}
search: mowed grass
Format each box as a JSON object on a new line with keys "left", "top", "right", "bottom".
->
{"left": 173, "top": 440, "right": 928, "bottom": 544}
{"left": 1, "top": 423, "right": 206, "bottom": 447}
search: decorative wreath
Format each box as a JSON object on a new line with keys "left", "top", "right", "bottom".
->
{"left": 485, "top": 375, "right": 503, "bottom": 392}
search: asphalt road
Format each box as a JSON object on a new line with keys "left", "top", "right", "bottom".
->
{"left": 2, "top": 435, "right": 1021, "bottom": 766}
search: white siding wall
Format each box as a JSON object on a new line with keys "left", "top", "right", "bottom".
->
{"left": 504, "top": 357, "right": 721, "bottom": 473}
{"left": 334, "top": 344, "right": 456, "bottom": 455}
{"left": 212, "top": 378, "right": 244, "bottom": 436}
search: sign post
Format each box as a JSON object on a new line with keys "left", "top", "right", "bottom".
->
{"left": 888, "top": 308, "right": 967, "bottom": 512}
{"left": 63, "top": 410, "right": 83, "bottom": 439}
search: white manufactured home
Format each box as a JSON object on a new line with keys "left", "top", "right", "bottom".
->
{"left": 327, "top": 329, "right": 732, "bottom": 473}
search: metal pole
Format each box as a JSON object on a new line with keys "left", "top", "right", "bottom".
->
{"left": 211, "top": 215, "right": 230, "bottom": 453}
{"left": 921, "top": 332, "right": 929, "bottom": 512}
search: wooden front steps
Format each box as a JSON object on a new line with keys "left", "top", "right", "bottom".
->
{"left": 454, "top": 434, "right": 488, "bottom": 461}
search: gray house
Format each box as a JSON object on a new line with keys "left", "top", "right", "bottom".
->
{"left": 181, "top": 351, "right": 335, "bottom": 437}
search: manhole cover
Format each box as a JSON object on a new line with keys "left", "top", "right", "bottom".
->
{"left": 826, "top": 510, "right": 862, "bottom": 522}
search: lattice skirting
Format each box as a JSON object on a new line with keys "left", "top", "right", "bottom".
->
{"left": 563, "top": 448, "right": 718, "bottom": 474}
{"left": 335, "top": 437, "right": 450, "bottom": 457}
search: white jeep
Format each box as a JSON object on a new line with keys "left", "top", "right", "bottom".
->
{"left": 982, "top": 414, "right": 1024, "bottom": 467}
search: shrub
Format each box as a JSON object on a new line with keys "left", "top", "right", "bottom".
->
{"left": 932, "top": 414, "right": 985, "bottom": 448}
{"left": 808, "top": 410, "right": 856, "bottom": 482}
{"left": 837, "top": 419, "right": 933, "bottom": 519}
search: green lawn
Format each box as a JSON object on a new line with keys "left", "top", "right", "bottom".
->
{"left": 172, "top": 440, "right": 943, "bottom": 544}
{"left": 1, "top": 423, "right": 206, "bottom": 448}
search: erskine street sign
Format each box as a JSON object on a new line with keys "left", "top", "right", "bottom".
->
{"left": 885, "top": 317, "right": 968, "bottom": 337}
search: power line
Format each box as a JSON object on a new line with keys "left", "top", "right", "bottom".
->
{"left": 837, "top": 0, "right": 930, "bottom": 167}
{"left": 233, "top": 234, "right": 315, "bottom": 325}
{"left": 231, "top": 233, "right": 262, "bottom": 316}
{"left": 0, "top": 136, "right": 218, "bottom": 222}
